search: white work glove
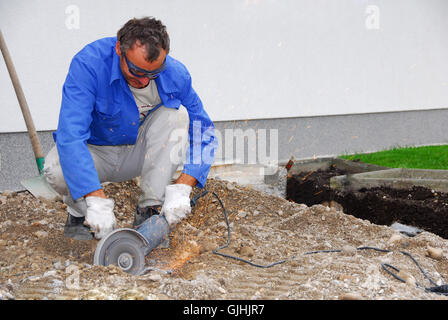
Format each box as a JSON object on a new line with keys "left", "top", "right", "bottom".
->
{"left": 84, "top": 196, "right": 116, "bottom": 240}
{"left": 161, "top": 184, "right": 192, "bottom": 226}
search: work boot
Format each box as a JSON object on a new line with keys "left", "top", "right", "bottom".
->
{"left": 132, "top": 205, "right": 160, "bottom": 228}
{"left": 64, "top": 214, "right": 94, "bottom": 240}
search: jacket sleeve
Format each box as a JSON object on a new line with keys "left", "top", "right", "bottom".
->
{"left": 55, "top": 56, "right": 102, "bottom": 200}
{"left": 180, "top": 72, "right": 218, "bottom": 188}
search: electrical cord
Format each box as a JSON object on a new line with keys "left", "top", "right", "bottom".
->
{"left": 381, "top": 251, "right": 448, "bottom": 296}
{"left": 191, "top": 190, "right": 287, "bottom": 268}
{"left": 304, "top": 250, "right": 341, "bottom": 255}
{"left": 298, "top": 246, "right": 448, "bottom": 296}
{"left": 191, "top": 191, "right": 401, "bottom": 267}
{"left": 190, "top": 190, "right": 448, "bottom": 296}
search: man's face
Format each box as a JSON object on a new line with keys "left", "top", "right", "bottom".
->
{"left": 115, "top": 41, "right": 167, "bottom": 89}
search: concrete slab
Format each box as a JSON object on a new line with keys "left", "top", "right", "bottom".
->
{"left": 288, "top": 157, "right": 388, "bottom": 176}
{"left": 173, "top": 163, "right": 287, "bottom": 198}
{"left": 331, "top": 158, "right": 389, "bottom": 174}
{"left": 288, "top": 157, "right": 334, "bottom": 175}
{"left": 207, "top": 164, "right": 287, "bottom": 198}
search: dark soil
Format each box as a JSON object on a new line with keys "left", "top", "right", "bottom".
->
{"left": 286, "top": 164, "right": 448, "bottom": 239}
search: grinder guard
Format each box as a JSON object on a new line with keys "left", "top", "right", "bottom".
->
{"left": 94, "top": 215, "right": 170, "bottom": 275}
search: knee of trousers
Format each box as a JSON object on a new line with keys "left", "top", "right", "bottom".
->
{"left": 167, "top": 106, "right": 189, "bottom": 130}
{"left": 43, "top": 146, "right": 69, "bottom": 196}
{"left": 145, "top": 106, "right": 190, "bottom": 139}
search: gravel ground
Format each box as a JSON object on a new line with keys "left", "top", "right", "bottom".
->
{"left": 0, "top": 178, "right": 447, "bottom": 300}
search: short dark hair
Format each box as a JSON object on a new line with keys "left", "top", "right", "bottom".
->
{"left": 117, "top": 17, "right": 170, "bottom": 62}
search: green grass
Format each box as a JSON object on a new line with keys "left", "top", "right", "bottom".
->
{"left": 339, "top": 145, "right": 448, "bottom": 170}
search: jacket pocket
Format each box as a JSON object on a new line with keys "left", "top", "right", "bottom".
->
{"left": 91, "top": 109, "right": 122, "bottom": 141}
{"left": 94, "top": 96, "right": 121, "bottom": 126}
{"left": 95, "top": 96, "right": 120, "bottom": 115}
{"left": 99, "top": 112, "right": 121, "bottom": 129}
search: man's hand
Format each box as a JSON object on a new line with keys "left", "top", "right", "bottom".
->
{"left": 84, "top": 196, "right": 116, "bottom": 239}
{"left": 161, "top": 184, "right": 192, "bottom": 226}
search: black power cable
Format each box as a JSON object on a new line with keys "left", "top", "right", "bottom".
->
{"left": 191, "top": 190, "right": 287, "bottom": 268}
{"left": 190, "top": 190, "right": 448, "bottom": 296}
{"left": 381, "top": 251, "right": 448, "bottom": 296}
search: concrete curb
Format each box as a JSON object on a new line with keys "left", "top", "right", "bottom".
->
{"left": 331, "top": 168, "right": 448, "bottom": 193}
{"left": 288, "top": 157, "right": 389, "bottom": 176}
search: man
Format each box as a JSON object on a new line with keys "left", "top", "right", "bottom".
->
{"left": 44, "top": 17, "right": 217, "bottom": 240}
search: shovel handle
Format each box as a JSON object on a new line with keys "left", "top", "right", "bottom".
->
{"left": 0, "top": 29, "right": 45, "bottom": 174}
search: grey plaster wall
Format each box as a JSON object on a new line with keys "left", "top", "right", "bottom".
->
{"left": 1, "top": 108, "right": 447, "bottom": 192}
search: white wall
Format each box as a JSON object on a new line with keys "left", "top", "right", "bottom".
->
{"left": 1, "top": 0, "right": 448, "bottom": 133}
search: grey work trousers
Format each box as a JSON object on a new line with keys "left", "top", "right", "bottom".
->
{"left": 43, "top": 106, "right": 189, "bottom": 217}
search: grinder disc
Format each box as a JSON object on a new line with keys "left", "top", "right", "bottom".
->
{"left": 94, "top": 228, "right": 149, "bottom": 276}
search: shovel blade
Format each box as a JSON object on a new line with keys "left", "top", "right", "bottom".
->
{"left": 20, "top": 175, "right": 60, "bottom": 201}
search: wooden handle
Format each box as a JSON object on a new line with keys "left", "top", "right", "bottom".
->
{"left": 0, "top": 29, "right": 44, "bottom": 160}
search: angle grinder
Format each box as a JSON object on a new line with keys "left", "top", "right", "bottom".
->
{"left": 93, "top": 191, "right": 209, "bottom": 275}
{"left": 93, "top": 214, "right": 170, "bottom": 275}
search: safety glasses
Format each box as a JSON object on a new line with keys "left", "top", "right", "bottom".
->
{"left": 123, "top": 54, "right": 166, "bottom": 79}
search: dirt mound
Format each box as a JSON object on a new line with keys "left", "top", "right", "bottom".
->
{"left": 287, "top": 165, "right": 448, "bottom": 238}
{"left": 0, "top": 178, "right": 447, "bottom": 300}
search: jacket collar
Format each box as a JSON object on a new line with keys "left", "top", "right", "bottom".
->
{"left": 110, "top": 46, "right": 123, "bottom": 85}
{"left": 155, "top": 55, "right": 177, "bottom": 93}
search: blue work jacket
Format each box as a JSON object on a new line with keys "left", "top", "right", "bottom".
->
{"left": 53, "top": 37, "right": 217, "bottom": 200}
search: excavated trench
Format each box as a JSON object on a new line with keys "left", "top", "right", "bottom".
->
{"left": 286, "top": 164, "right": 448, "bottom": 239}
